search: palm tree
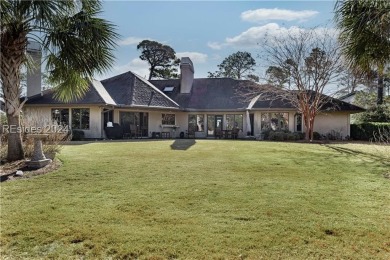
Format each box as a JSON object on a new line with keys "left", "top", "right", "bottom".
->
{"left": 1, "top": 0, "right": 118, "bottom": 161}
{"left": 334, "top": 0, "right": 390, "bottom": 105}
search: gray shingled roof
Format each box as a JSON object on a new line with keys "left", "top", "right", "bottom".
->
{"left": 91, "top": 79, "right": 116, "bottom": 105}
{"left": 314, "top": 92, "right": 364, "bottom": 112}
{"left": 25, "top": 70, "right": 364, "bottom": 113}
{"left": 26, "top": 82, "right": 108, "bottom": 105}
{"left": 26, "top": 72, "right": 179, "bottom": 109}
{"left": 151, "top": 78, "right": 249, "bottom": 110}
{"left": 251, "top": 90, "right": 364, "bottom": 111}
{"left": 152, "top": 78, "right": 364, "bottom": 112}
{"left": 101, "top": 72, "right": 179, "bottom": 109}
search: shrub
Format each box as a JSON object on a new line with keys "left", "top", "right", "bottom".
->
{"left": 350, "top": 122, "right": 390, "bottom": 141}
{"left": 71, "top": 130, "right": 85, "bottom": 141}
{"left": 0, "top": 113, "right": 7, "bottom": 126}
{"left": 312, "top": 132, "right": 322, "bottom": 140}
{"left": 268, "top": 131, "right": 285, "bottom": 141}
{"left": 0, "top": 111, "right": 71, "bottom": 162}
{"left": 264, "top": 130, "right": 301, "bottom": 141}
{"left": 325, "top": 130, "right": 343, "bottom": 140}
{"left": 354, "top": 104, "right": 390, "bottom": 123}
{"left": 261, "top": 129, "right": 272, "bottom": 140}
{"left": 294, "top": 132, "right": 305, "bottom": 140}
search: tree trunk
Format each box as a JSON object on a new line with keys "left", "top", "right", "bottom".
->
{"left": 377, "top": 75, "right": 384, "bottom": 105}
{"left": 309, "top": 117, "right": 315, "bottom": 141}
{"left": 303, "top": 111, "right": 316, "bottom": 141}
{"left": 304, "top": 113, "right": 311, "bottom": 141}
{"left": 6, "top": 114, "right": 24, "bottom": 161}
{"left": 148, "top": 66, "right": 155, "bottom": 80}
{"left": 1, "top": 31, "right": 27, "bottom": 161}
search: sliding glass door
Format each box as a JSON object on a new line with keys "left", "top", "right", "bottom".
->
{"left": 120, "top": 112, "right": 149, "bottom": 137}
{"left": 207, "top": 115, "right": 223, "bottom": 137}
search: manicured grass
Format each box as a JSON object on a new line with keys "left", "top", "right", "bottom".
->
{"left": 1, "top": 140, "right": 389, "bottom": 259}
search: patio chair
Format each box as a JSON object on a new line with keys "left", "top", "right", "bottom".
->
{"left": 130, "top": 125, "right": 142, "bottom": 139}
{"left": 232, "top": 127, "right": 239, "bottom": 139}
{"left": 215, "top": 128, "right": 223, "bottom": 139}
{"left": 186, "top": 129, "right": 195, "bottom": 139}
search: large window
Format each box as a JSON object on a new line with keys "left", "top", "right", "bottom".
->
{"left": 72, "top": 108, "right": 90, "bottom": 129}
{"left": 295, "top": 113, "right": 302, "bottom": 132}
{"left": 52, "top": 108, "right": 69, "bottom": 126}
{"left": 162, "top": 113, "right": 175, "bottom": 125}
{"left": 120, "top": 112, "right": 149, "bottom": 137}
{"left": 261, "top": 113, "right": 289, "bottom": 131}
{"left": 226, "top": 114, "right": 243, "bottom": 130}
{"left": 188, "top": 114, "right": 204, "bottom": 132}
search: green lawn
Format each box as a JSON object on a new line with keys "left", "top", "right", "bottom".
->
{"left": 1, "top": 140, "right": 389, "bottom": 259}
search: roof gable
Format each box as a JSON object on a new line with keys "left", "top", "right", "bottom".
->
{"left": 100, "top": 72, "right": 134, "bottom": 105}
{"left": 101, "top": 72, "right": 179, "bottom": 108}
{"left": 91, "top": 79, "right": 116, "bottom": 105}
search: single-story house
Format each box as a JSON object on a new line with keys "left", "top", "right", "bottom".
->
{"left": 24, "top": 57, "right": 363, "bottom": 139}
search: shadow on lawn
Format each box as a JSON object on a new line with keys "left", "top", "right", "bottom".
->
{"left": 170, "top": 139, "right": 196, "bottom": 150}
{"left": 323, "top": 145, "right": 390, "bottom": 166}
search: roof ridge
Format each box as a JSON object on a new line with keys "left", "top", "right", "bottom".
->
{"left": 132, "top": 72, "right": 180, "bottom": 108}
{"left": 101, "top": 71, "right": 133, "bottom": 83}
{"left": 91, "top": 79, "right": 116, "bottom": 105}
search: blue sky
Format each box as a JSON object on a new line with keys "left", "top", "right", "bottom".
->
{"left": 98, "top": 1, "right": 337, "bottom": 80}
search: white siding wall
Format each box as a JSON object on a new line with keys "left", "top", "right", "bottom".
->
{"left": 252, "top": 110, "right": 350, "bottom": 138}
{"left": 24, "top": 107, "right": 351, "bottom": 139}
{"left": 114, "top": 110, "right": 185, "bottom": 138}
{"left": 85, "top": 106, "right": 102, "bottom": 138}
{"left": 313, "top": 112, "right": 350, "bottom": 137}
{"left": 24, "top": 106, "right": 103, "bottom": 139}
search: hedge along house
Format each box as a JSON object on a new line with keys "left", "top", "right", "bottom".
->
{"left": 24, "top": 57, "right": 363, "bottom": 139}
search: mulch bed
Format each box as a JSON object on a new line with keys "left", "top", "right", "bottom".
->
{"left": 0, "top": 158, "right": 62, "bottom": 182}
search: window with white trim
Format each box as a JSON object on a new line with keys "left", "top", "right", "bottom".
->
{"left": 72, "top": 108, "right": 90, "bottom": 130}
{"left": 162, "top": 113, "right": 175, "bottom": 125}
{"left": 188, "top": 114, "right": 204, "bottom": 132}
{"left": 261, "top": 112, "right": 289, "bottom": 131}
{"left": 226, "top": 114, "right": 243, "bottom": 130}
{"left": 51, "top": 108, "right": 69, "bottom": 126}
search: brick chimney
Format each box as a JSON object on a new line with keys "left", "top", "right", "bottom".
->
{"left": 180, "top": 57, "right": 194, "bottom": 94}
{"left": 26, "top": 41, "right": 42, "bottom": 97}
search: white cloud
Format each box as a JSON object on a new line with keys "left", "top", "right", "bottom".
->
{"left": 176, "top": 52, "right": 208, "bottom": 63}
{"left": 241, "top": 8, "right": 319, "bottom": 23}
{"left": 117, "top": 36, "right": 151, "bottom": 46}
{"left": 226, "top": 23, "right": 301, "bottom": 47}
{"left": 207, "top": 41, "right": 223, "bottom": 50}
{"left": 210, "top": 23, "right": 337, "bottom": 49}
{"left": 110, "top": 58, "right": 150, "bottom": 78}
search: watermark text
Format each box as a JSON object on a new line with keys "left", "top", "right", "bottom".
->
{"left": 1, "top": 125, "right": 70, "bottom": 134}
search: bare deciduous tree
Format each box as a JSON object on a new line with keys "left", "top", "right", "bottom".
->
{"left": 252, "top": 29, "right": 344, "bottom": 141}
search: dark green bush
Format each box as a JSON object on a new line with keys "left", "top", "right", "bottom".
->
{"left": 294, "top": 132, "right": 305, "bottom": 140}
{"left": 313, "top": 132, "right": 322, "bottom": 140}
{"left": 71, "top": 130, "right": 85, "bottom": 141}
{"left": 261, "top": 129, "right": 271, "bottom": 140}
{"left": 350, "top": 123, "right": 390, "bottom": 141}
{"left": 268, "top": 131, "right": 285, "bottom": 141}
{"left": 354, "top": 104, "right": 390, "bottom": 123}
{"left": 264, "top": 130, "right": 303, "bottom": 141}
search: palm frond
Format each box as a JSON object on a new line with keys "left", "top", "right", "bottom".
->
{"left": 49, "top": 68, "right": 90, "bottom": 103}
{"left": 43, "top": 1, "right": 119, "bottom": 101}
{"left": 334, "top": 0, "right": 390, "bottom": 75}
